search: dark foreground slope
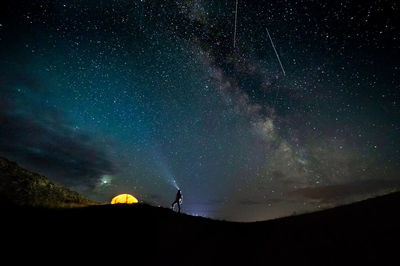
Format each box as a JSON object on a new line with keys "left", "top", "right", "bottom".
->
{"left": 0, "top": 156, "right": 95, "bottom": 207}
{"left": 3, "top": 192, "right": 400, "bottom": 266}
{"left": 1, "top": 156, "right": 399, "bottom": 265}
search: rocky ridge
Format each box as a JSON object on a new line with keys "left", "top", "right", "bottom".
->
{"left": 0, "top": 156, "right": 96, "bottom": 208}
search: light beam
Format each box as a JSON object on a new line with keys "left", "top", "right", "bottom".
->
{"left": 233, "top": 0, "right": 238, "bottom": 48}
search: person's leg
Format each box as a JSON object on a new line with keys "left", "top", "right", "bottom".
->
{"left": 177, "top": 202, "right": 180, "bottom": 213}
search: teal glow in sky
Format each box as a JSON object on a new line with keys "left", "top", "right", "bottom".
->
{"left": 0, "top": 0, "right": 399, "bottom": 221}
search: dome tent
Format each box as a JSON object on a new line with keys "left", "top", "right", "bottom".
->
{"left": 110, "top": 194, "right": 138, "bottom": 204}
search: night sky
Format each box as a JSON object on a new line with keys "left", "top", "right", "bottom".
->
{"left": 0, "top": 0, "right": 399, "bottom": 221}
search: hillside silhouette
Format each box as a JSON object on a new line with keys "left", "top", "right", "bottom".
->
{"left": 0, "top": 156, "right": 95, "bottom": 207}
{"left": 1, "top": 156, "right": 399, "bottom": 265}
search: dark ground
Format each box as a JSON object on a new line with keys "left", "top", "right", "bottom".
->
{"left": 2, "top": 192, "right": 400, "bottom": 265}
{"left": 1, "top": 154, "right": 398, "bottom": 265}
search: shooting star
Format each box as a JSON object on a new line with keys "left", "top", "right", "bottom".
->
{"left": 266, "top": 26, "right": 286, "bottom": 76}
{"left": 233, "top": 0, "right": 238, "bottom": 48}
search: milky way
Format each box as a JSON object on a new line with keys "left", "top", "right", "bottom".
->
{"left": 0, "top": 0, "right": 399, "bottom": 221}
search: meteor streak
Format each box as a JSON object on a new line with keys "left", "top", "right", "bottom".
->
{"left": 266, "top": 27, "right": 286, "bottom": 76}
{"left": 233, "top": 0, "right": 238, "bottom": 48}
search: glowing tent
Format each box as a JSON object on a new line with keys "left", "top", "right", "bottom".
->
{"left": 110, "top": 194, "right": 138, "bottom": 204}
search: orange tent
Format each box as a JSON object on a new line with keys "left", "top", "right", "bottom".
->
{"left": 110, "top": 194, "right": 138, "bottom": 204}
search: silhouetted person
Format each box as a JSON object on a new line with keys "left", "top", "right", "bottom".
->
{"left": 171, "top": 189, "right": 182, "bottom": 213}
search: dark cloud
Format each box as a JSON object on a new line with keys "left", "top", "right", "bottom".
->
{"left": 0, "top": 112, "right": 117, "bottom": 188}
{"left": 239, "top": 199, "right": 262, "bottom": 206}
{"left": 0, "top": 68, "right": 117, "bottom": 189}
{"left": 290, "top": 179, "right": 400, "bottom": 203}
{"left": 185, "top": 199, "right": 227, "bottom": 206}
{"left": 0, "top": 32, "right": 118, "bottom": 189}
{"left": 238, "top": 197, "right": 285, "bottom": 206}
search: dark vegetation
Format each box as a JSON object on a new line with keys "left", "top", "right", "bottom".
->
{"left": 1, "top": 156, "right": 399, "bottom": 265}
{"left": 0, "top": 156, "right": 95, "bottom": 208}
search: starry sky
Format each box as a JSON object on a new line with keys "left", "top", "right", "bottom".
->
{"left": 0, "top": 0, "right": 399, "bottom": 221}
